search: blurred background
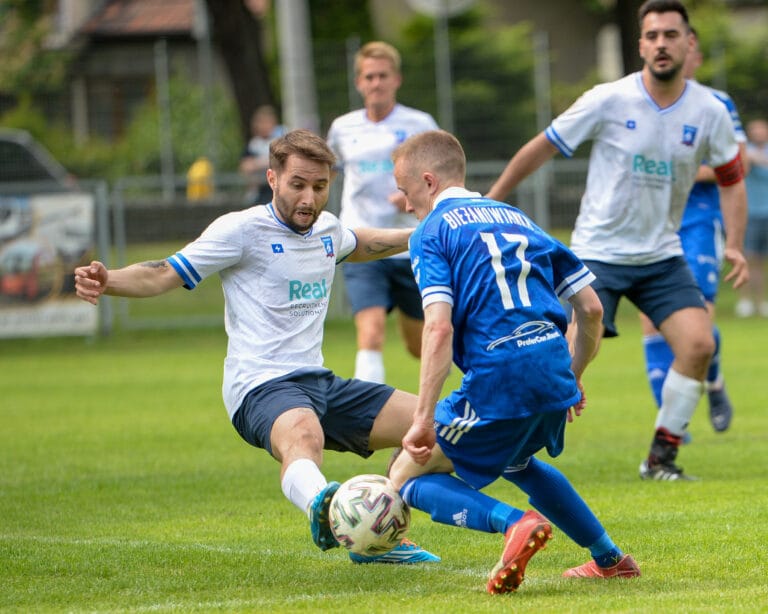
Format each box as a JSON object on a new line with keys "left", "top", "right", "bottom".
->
{"left": 0, "top": 0, "right": 766, "bottom": 334}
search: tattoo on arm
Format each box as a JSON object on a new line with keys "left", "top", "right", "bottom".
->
{"left": 139, "top": 260, "right": 170, "bottom": 270}
{"left": 362, "top": 241, "right": 399, "bottom": 256}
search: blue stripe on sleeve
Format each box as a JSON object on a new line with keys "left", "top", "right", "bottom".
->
{"left": 167, "top": 254, "right": 198, "bottom": 290}
{"left": 545, "top": 126, "right": 574, "bottom": 158}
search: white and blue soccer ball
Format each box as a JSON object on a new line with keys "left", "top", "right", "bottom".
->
{"left": 329, "top": 474, "right": 410, "bottom": 556}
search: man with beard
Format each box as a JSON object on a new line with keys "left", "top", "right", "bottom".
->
{"left": 486, "top": 0, "right": 748, "bottom": 481}
{"left": 73, "top": 129, "right": 439, "bottom": 564}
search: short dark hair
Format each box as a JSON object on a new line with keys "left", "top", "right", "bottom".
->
{"left": 638, "top": 0, "right": 690, "bottom": 28}
{"left": 269, "top": 129, "right": 335, "bottom": 173}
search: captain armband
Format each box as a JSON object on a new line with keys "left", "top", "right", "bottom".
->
{"left": 714, "top": 153, "right": 744, "bottom": 187}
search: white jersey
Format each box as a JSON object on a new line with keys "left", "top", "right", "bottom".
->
{"left": 546, "top": 72, "right": 739, "bottom": 265}
{"left": 167, "top": 204, "right": 358, "bottom": 419}
{"left": 327, "top": 103, "right": 438, "bottom": 257}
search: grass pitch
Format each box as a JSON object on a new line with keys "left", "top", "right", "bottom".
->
{"left": 1, "top": 286, "right": 767, "bottom": 612}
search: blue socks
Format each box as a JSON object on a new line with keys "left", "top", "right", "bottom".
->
{"left": 401, "top": 473, "right": 523, "bottom": 534}
{"left": 642, "top": 333, "right": 674, "bottom": 407}
{"left": 401, "top": 459, "right": 624, "bottom": 569}
{"left": 644, "top": 326, "right": 723, "bottom": 406}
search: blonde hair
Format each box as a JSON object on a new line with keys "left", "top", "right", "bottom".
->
{"left": 392, "top": 130, "right": 466, "bottom": 183}
{"left": 355, "top": 41, "right": 401, "bottom": 75}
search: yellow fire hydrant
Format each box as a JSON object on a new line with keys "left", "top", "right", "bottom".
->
{"left": 187, "top": 157, "right": 214, "bottom": 201}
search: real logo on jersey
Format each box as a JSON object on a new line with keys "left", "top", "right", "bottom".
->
{"left": 682, "top": 125, "right": 697, "bottom": 147}
{"left": 394, "top": 129, "right": 407, "bottom": 143}
{"left": 272, "top": 243, "right": 284, "bottom": 253}
{"left": 321, "top": 235, "right": 334, "bottom": 258}
{"left": 289, "top": 278, "right": 329, "bottom": 300}
{"left": 626, "top": 119, "right": 636, "bottom": 130}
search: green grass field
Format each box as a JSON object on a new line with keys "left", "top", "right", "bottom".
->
{"left": 2, "top": 276, "right": 768, "bottom": 612}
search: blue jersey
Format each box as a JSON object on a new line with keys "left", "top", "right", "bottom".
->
{"left": 410, "top": 189, "right": 595, "bottom": 419}
{"left": 681, "top": 84, "right": 746, "bottom": 231}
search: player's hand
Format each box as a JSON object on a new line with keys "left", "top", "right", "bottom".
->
{"left": 402, "top": 420, "right": 436, "bottom": 465}
{"left": 388, "top": 191, "right": 408, "bottom": 213}
{"left": 74, "top": 261, "right": 108, "bottom": 305}
{"left": 722, "top": 247, "right": 749, "bottom": 289}
{"left": 567, "top": 381, "right": 587, "bottom": 423}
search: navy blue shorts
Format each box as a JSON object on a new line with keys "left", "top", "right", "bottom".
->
{"left": 679, "top": 218, "right": 723, "bottom": 302}
{"left": 434, "top": 397, "right": 567, "bottom": 490}
{"left": 231, "top": 368, "right": 395, "bottom": 457}
{"left": 342, "top": 259, "right": 424, "bottom": 319}
{"left": 583, "top": 257, "right": 706, "bottom": 338}
{"left": 745, "top": 217, "right": 768, "bottom": 257}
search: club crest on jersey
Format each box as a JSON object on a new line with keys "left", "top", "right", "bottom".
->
{"left": 271, "top": 243, "right": 284, "bottom": 253}
{"left": 321, "top": 235, "right": 334, "bottom": 258}
{"left": 394, "top": 129, "right": 407, "bottom": 143}
{"left": 682, "top": 125, "right": 697, "bottom": 147}
{"left": 626, "top": 119, "right": 636, "bottom": 130}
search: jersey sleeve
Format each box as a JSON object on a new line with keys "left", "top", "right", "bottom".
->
{"left": 167, "top": 214, "right": 244, "bottom": 289}
{"left": 410, "top": 225, "right": 453, "bottom": 308}
{"left": 706, "top": 103, "right": 741, "bottom": 170}
{"left": 551, "top": 240, "right": 596, "bottom": 301}
{"left": 335, "top": 227, "right": 358, "bottom": 263}
{"left": 545, "top": 84, "right": 605, "bottom": 157}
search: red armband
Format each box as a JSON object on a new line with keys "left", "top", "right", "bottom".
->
{"left": 714, "top": 153, "right": 744, "bottom": 187}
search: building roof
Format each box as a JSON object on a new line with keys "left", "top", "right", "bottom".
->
{"left": 80, "top": 0, "right": 195, "bottom": 37}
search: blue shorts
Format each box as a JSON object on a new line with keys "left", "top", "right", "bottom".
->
{"left": 231, "top": 368, "right": 395, "bottom": 457}
{"left": 342, "top": 259, "right": 424, "bottom": 319}
{"left": 434, "top": 394, "right": 567, "bottom": 490}
{"left": 583, "top": 257, "right": 706, "bottom": 338}
{"left": 679, "top": 217, "right": 723, "bottom": 302}
{"left": 745, "top": 217, "right": 768, "bottom": 257}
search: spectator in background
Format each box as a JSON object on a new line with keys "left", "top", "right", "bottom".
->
{"left": 327, "top": 41, "right": 438, "bottom": 384}
{"left": 239, "top": 105, "right": 285, "bottom": 205}
{"left": 736, "top": 118, "right": 768, "bottom": 317}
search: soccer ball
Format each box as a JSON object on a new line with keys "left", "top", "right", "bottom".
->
{"left": 329, "top": 474, "right": 410, "bottom": 556}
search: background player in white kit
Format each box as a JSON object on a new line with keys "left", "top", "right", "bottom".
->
{"left": 73, "top": 129, "right": 438, "bottom": 564}
{"left": 639, "top": 27, "right": 748, "bottom": 435}
{"left": 327, "top": 41, "right": 438, "bottom": 384}
{"left": 487, "top": 0, "right": 748, "bottom": 481}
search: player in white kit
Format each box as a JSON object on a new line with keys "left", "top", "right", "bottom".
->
{"left": 327, "top": 41, "right": 438, "bottom": 384}
{"left": 487, "top": 0, "right": 748, "bottom": 480}
{"left": 73, "top": 129, "right": 439, "bottom": 564}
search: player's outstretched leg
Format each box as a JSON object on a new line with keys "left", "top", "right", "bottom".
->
{"left": 349, "top": 538, "right": 441, "bottom": 564}
{"left": 486, "top": 510, "right": 552, "bottom": 594}
{"left": 308, "top": 481, "right": 341, "bottom": 551}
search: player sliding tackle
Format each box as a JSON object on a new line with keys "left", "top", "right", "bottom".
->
{"left": 74, "top": 129, "right": 439, "bottom": 565}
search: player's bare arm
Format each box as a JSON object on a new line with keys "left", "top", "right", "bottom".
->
{"left": 347, "top": 227, "right": 414, "bottom": 262}
{"left": 402, "top": 302, "right": 453, "bottom": 465}
{"left": 485, "top": 132, "right": 559, "bottom": 201}
{"left": 717, "top": 169, "right": 749, "bottom": 289}
{"left": 74, "top": 259, "right": 184, "bottom": 304}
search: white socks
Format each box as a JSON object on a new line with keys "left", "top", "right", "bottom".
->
{"left": 281, "top": 458, "right": 327, "bottom": 515}
{"left": 656, "top": 368, "right": 706, "bottom": 436}
{"left": 354, "top": 349, "right": 385, "bottom": 383}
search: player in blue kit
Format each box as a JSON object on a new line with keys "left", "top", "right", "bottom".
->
{"left": 639, "top": 28, "right": 748, "bottom": 434}
{"left": 74, "top": 129, "right": 438, "bottom": 565}
{"left": 487, "top": 0, "right": 748, "bottom": 481}
{"left": 388, "top": 130, "right": 640, "bottom": 593}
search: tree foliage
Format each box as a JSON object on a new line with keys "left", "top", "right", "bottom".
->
{"left": 0, "top": 0, "right": 71, "bottom": 92}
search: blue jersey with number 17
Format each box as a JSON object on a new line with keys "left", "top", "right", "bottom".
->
{"left": 410, "top": 189, "right": 596, "bottom": 420}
